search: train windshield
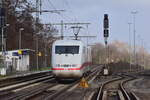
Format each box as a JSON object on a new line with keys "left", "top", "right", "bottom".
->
{"left": 55, "top": 46, "right": 79, "bottom": 54}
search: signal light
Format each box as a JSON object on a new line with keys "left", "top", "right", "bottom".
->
{"left": 104, "top": 14, "right": 109, "bottom": 29}
{"left": 103, "top": 14, "right": 109, "bottom": 38}
{"left": 104, "top": 30, "right": 109, "bottom": 37}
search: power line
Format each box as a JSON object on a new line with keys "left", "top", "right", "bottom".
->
{"left": 46, "top": 0, "right": 73, "bottom": 22}
{"left": 44, "top": 21, "right": 91, "bottom": 40}
{"left": 63, "top": 0, "right": 71, "bottom": 11}
{"left": 47, "top": 0, "right": 57, "bottom": 10}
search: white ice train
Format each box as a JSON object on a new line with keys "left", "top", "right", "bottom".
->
{"left": 52, "top": 40, "right": 92, "bottom": 79}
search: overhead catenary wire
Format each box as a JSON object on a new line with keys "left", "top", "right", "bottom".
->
{"left": 47, "top": 0, "right": 57, "bottom": 10}
{"left": 64, "top": 0, "right": 71, "bottom": 9}
{"left": 46, "top": 0, "right": 74, "bottom": 22}
{"left": 37, "top": 0, "right": 91, "bottom": 39}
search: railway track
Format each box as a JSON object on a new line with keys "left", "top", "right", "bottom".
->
{"left": 43, "top": 67, "right": 101, "bottom": 100}
{"left": 0, "top": 66, "right": 141, "bottom": 100}
{"left": 3, "top": 78, "right": 56, "bottom": 100}
{"left": 0, "top": 71, "right": 51, "bottom": 88}
{"left": 0, "top": 74, "right": 54, "bottom": 99}
{"left": 4, "top": 65, "right": 101, "bottom": 100}
{"left": 0, "top": 65, "right": 101, "bottom": 100}
{"left": 95, "top": 75, "right": 139, "bottom": 100}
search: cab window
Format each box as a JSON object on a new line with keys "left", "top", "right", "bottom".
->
{"left": 55, "top": 46, "right": 79, "bottom": 54}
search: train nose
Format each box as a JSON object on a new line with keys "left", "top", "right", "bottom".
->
{"left": 53, "top": 70, "right": 83, "bottom": 79}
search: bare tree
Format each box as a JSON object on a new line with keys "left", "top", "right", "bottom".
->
{"left": 91, "top": 40, "right": 150, "bottom": 70}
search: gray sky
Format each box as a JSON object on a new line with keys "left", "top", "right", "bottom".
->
{"left": 37, "top": 0, "right": 150, "bottom": 50}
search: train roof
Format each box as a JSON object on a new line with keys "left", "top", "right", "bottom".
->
{"left": 53, "top": 40, "right": 84, "bottom": 46}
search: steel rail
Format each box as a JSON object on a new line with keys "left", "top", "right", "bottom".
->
{"left": 8, "top": 78, "right": 56, "bottom": 100}
{"left": 0, "top": 74, "right": 50, "bottom": 88}
{"left": 120, "top": 77, "right": 140, "bottom": 100}
{"left": 0, "top": 71, "right": 51, "bottom": 88}
{"left": 0, "top": 75, "right": 54, "bottom": 97}
{"left": 44, "top": 67, "right": 100, "bottom": 100}
{"left": 96, "top": 76, "right": 124, "bottom": 100}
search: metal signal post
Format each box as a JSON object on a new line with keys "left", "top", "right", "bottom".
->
{"left": 103, "top": 14, "right": 109, "bottom": 75}
{"left": 104, "top": 14, "right": 109, "bottom": 45}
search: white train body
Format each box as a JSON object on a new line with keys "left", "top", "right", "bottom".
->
{"left": 52, "top": 40, "right": 91, "bottom": 79}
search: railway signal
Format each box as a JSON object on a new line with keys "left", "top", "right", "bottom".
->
{"left": 103, "top": 14, "right": 109, "bottom": 45}
{"left": 104, "top": 14, "right": 109, "bottom": 29}
{"left": 103, "top": 14, "right": 109, "bottom": 75}
{"left": 104, "top": 30, "right": 109, "bottom": 37}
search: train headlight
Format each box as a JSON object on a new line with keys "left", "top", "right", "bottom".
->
{"left": 62, "top": 64, "right": 70, "bottom": 67}
{"left": 56, "top": 64, "right": 61, "bottom": 67}
{"left": 56, "top": 64, "right": 77, "bottom": 67}
{"left": 72, "top": 64, "right": 77, "bottom": 67}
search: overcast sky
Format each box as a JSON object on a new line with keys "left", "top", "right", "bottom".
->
{"left": 35, "top": 0, "right": 150, "bottom": 50}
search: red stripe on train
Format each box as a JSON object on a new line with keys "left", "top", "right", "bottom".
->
{"left": 52, "top": 68, "right": 65, "bottom": 70}
{"left": 52, "top": 68, "right": 81, "bottom": 70}
{"left": 51, "top": 62, "right": 92, "bottom": 70}
{"left": 80, "top": 62, "right": 92, "bottom": 69}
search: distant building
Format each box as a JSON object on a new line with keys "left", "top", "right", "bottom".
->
{"left": 0, "top": 49, "right": 35, "bottom": 75}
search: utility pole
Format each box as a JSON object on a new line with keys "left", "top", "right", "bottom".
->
{"left": 35, "top": 0, "right": 40, "bottom": 70}
{"left": 0, "top": 0, "right": 8, "bottom": 75}
{"left": 35, "top": 0, "right": 64, "bottom": 24}
{"left": 36, "top": 0, "right": 40, "bottom": 24}
{"left": 0, "top": 0, "right": 5, "bottom": 54}
{"left": 138, "top": 36, "right": 144, "bottom": 71}
{"left": 141, "top": 39, "right": 144, "bottom": 70}
{"left": 44, "top": 39, "right": 47, "bottom": 68}
{"left": 128, "top": 22, "right": 132, "bottom": 72}
{"left": 131, "top": 11, "right": 138, "bottom": 67}
{"left": 142, "top": 41, "right": 145, "bottom": 70}
{"left": 19, "top": 28, "right": 24, "bottom": 49}
{"left": 137, "top": 35, "right": 141, "bottom": 70}
{"left": 34, "top": 0, "right": 64, "bottom": 70}
{"left": 61, "top": 20, "right": 64, "bottom": 39}
{"left": 140, "top": 37, "right": 144, "bottom": 70}
{"left": 36, "top": 35, "right": 39, "bottom": 70}
{"left": 86, "top": 25, "right": 89, "bottom": 46}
